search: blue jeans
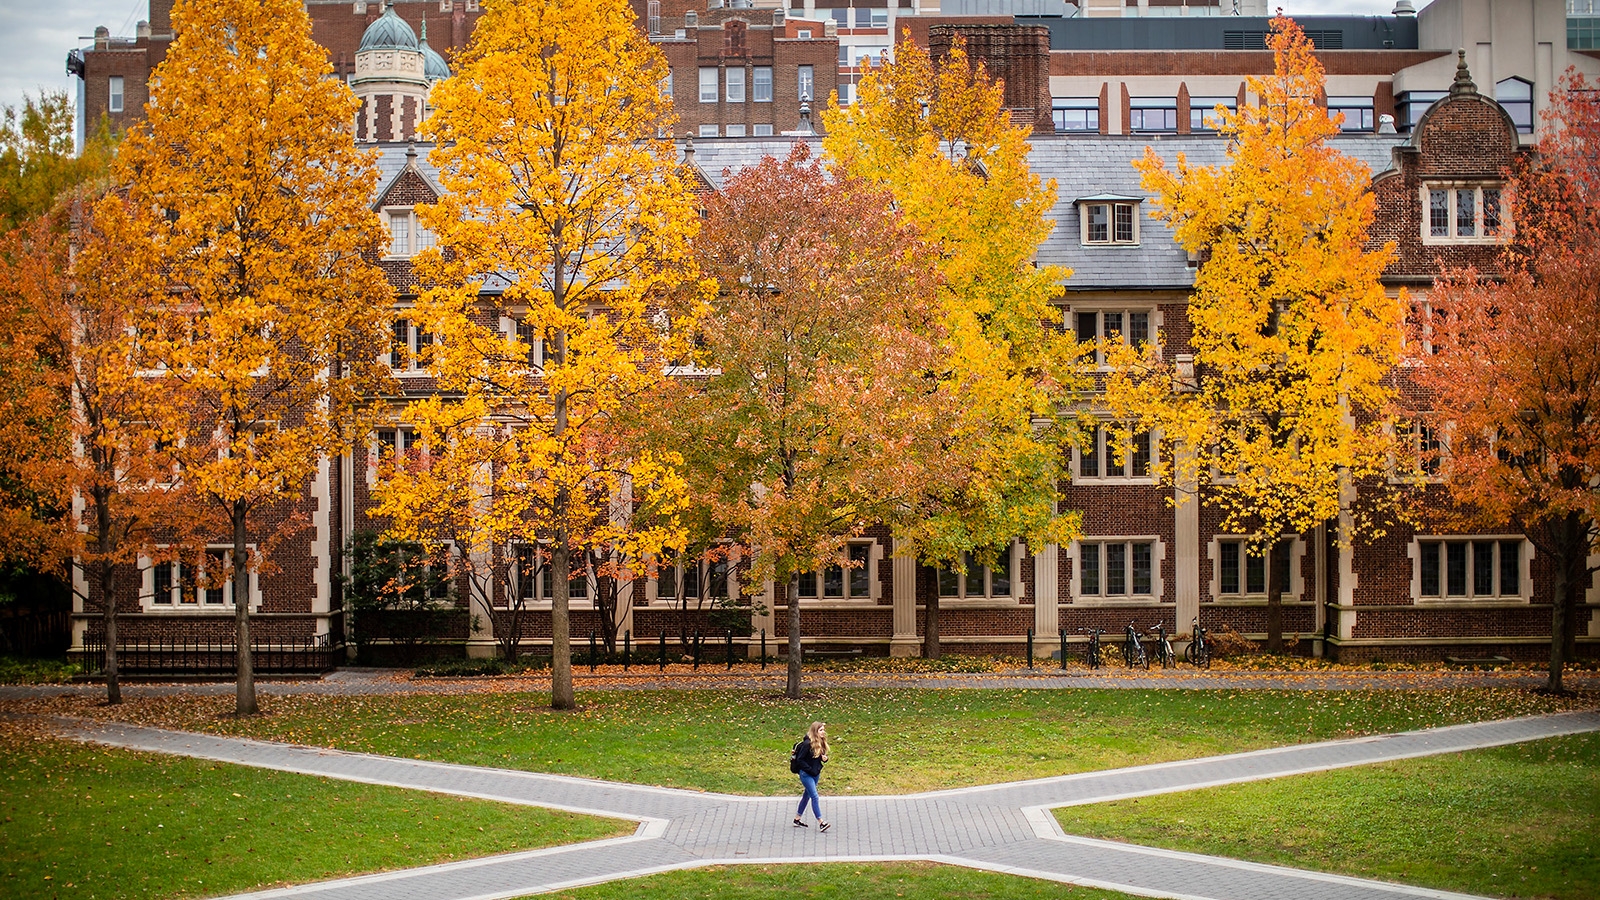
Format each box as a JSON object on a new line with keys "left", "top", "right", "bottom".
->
{"left": 796, "top": 772, "right": 822, "bottom": 820}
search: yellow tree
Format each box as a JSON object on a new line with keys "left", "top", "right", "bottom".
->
{"left": 111, "top": 0, "right": 395, "bottom": 714}
{"left": 1103, "top": 17, "right": 1405, "bottom": 651}
{"left": 401, "top": 0, "right": 699, "bottom": 710}
{"left": 822, "top": 37, "right": 1083, "bottom": 658}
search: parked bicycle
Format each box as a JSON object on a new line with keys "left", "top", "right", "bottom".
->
{"left": 1122, "top": 622, "right": 1148, "bottom": 669}
{"left": 1185, "top": 617, "right": 1210, "bottom": 669}
{"left": 1150, "top": 622, "right": 1174, "bottom": 668}
{"left": 1080, "top": 627, "right": 1105, "bottom": 669}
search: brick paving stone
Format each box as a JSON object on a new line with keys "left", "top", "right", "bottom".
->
{"left": 41, "top": 709, "right": 1600, "bottom": 900}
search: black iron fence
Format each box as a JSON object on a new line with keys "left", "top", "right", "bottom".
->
{"left": 77, "top": 633, "right": 338, "bottom": 678}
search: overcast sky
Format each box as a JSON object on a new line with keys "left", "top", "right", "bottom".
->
{"left": 1, "top": 0, "right": 1399, "bottom": 126}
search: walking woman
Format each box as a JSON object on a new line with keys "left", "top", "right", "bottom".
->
{"left": 792, "top": 721, "right": 830, "bottom": 832}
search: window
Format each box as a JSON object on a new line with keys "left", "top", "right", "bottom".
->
{"left": 390, "top": 317, "right": 431, "bottom": 371}
{"left": 725, "top": 124, "right": 746, "bottom": 137}
{"left": 1073, "top": 308, "right": 1154, "bottom": 365}
{"left": 661, "top": 70, "right": 672, "bottom": 98}
{"left": 1189, "top": 96, "right": 1236, "bottom": 132}
{"left": 1415, "top": 538, "right": 1525, "bottom": 600}
{"left": 147, "top": 548, "right": 254, "bottom": 608}
{"left": 797, "top": 28, "right": 812, "bottom": 40}
{"left": 796, "top": 543, "right": 873, "bottom": 600}
{"left": 1129, "top": 97, "right": 1177, "bottom": 133}
{"left": 656, "top": 555, "right": 731, "bottom": 603}
{"left": 753, "top": 123, "right": 774, "bottom": 136}
{"left": 1326, "top": 95, "right": 1375, "bottom": 132}
{"left": 512, "top": 544, "right": 591, "bottom": 605}
{"left": 726, "top": 67, "right": 745, "bottom": 102}
{"left": 373, "top": 426, "right": 419, "bottom": 462}
{"left": 797, "top": 65, "right": 814, "bottom": 101}
{"left": 839, "top": 45, "right": 853, "bottom": 66}
{"left": 1411, "top": 419, "right": 1445, "bottom": 477}
{"left": 109, "top": 76, "right": 124, "bottom": 113}
{"left": 1080, "top": 201, "right": 1140, "bottom": 245}
{"left": 511, "top": 316, "right": 543, "bottom": 368}
{"left": 1215, "top": 538, "right": 1292, "bottom": 597}
{"left": 934, "top": 545, "right": 1016, "bottom": 600}
{"left": 385, "top": 208, "right": 435, "bottom": 258}
{"left": 1052, "top": 97, "right": 1100, "bottom": 133}
{"left": 1397, "top": 90, "right": 1446, "bottom": 132}
{"left": 1495, "top": 78, "right": 1534, "bottom": 134}
{"left": 699, "top": 67, "right": 718, "bottom": 103}
{"left": 698, "top": 124, "right": 719, "bottom": 138}
{"left": 753, "top": 66, "right": 772, "bottom": 102}
{"left": 1424, "top": 184, "right": 1506, "bottom": 242}
{"left": 648, "top": 0, "right": 661, "bottom": 34}
{"left": 1076, "top": 425, "right": 1154, "bottom": 480}
{"left": 1078, "top": 540, "right": 1158, "bottom": 598}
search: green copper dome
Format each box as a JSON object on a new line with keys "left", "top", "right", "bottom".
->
{"left": 359, "top": 4, "right": 419, "bottom": 53}
{"left": 420, "top": 19, "right": 450, "bottom": 82}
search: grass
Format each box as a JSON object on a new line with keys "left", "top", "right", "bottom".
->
{"left": 1054, "top": 732, "right": 1600, "bottom": 900}
{"left": 537, "top": 861, "right": 1140, "bottom": 900}
{"left": 0, "top": 735, "right": 633, "bottom": 900}
{"left": 38, "top": 686, "right": 1592, "bottom": 795}
{"left": 0, "top": 655, "right": 80, "bottom": 684}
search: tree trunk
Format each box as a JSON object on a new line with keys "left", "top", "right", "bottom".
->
{"left": 923, "top": 576, "right": 941, "bottom": 660}
{"left": 551, "top": 538, "right": 574, "bottom": 709}
{"left": 95, "top": 492, "right": 120, "bottom": 705}
{"left": 1265, "top": 537, "right": 1285, "bottom": 654}
{"left": 785, "top": 573, "right": 802, "bottom": 700}
{"left": 233, "top": 502, "right": 258, "bottom": 715}
{"left": 1547, "top": 558, "right": 1568, "bottom": 694}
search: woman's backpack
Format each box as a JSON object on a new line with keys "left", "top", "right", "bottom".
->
{"left": 788, "top": 738, "right": 806, "bottom": 774}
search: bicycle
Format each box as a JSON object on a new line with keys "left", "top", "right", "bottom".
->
{"left": 1080, "top": 627, "right": 1105, "bottom": 669}
{"left": 1185, "top": 617, "right": 1211, "bottom": 669}
{"left": 1122, "top": 622, "right": 1148, "bottom": 669}
{"left": 1150, "top": 622, "right": 1174, "bottom": 668}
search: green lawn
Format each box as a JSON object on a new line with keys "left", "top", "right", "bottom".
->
{"left": 68, "top": 686, "right": 1591, "bottom": 795}
{"left": 537, "top": 861, "right": 1140, "bottom": 900}
{"left": 1054, "top": 733, "right": 1600, "bottom": 900}
{"left": 0, "top": 737, "right": 632, "bottom": 900}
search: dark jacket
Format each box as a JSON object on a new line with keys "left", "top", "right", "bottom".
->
{"left": 794, "top": 737, "right": 825, "bottom": 778}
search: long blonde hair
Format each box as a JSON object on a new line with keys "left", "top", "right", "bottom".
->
{"left": 807, "top": 721, "right": 829, "bottom": 758}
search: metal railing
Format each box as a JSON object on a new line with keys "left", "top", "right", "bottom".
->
{"left": 77, "top": 633, "right": 338, "bottom": 678}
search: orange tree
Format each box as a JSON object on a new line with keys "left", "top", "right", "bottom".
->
{"left": 1102, "top": 17, "right": 1405, "bottom": 651}
{"left": 822, "top": 37, "right": 1083, "bottom": 658}
{"left": 109, "top": 0, "right": 394, "bottom": 714}
{"left": 665, "top": 145, "right": 949, "bottom": 699}
{"left": 387, "top": 0, "right": 699, "bottom": 709}
{"left": 1417, "top": 71, "right": 1600, "bottom": 692}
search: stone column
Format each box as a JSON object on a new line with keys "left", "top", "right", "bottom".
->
{"left": 891, "top": 538, "right": 920, "bottom": 657}
{"left": 1033, "top": 543, "right": 1060, "bottom": 659}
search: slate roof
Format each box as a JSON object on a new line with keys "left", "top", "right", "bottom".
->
{"left": 368, "top": 132, "right": 1409, "bottom": 294}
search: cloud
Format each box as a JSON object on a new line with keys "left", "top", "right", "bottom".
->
{"left": 0, "top": 0, "right": 145, "bottom": 114}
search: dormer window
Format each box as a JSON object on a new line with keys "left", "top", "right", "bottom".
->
{"left": 1077, "top": 196, "right": 1141, "bottom": 246}
{"left": 1423, "top": 184, "right": 1506, "bottom": 244}
{"left": 385, "top": 208, "right": 435, "bottom": 258}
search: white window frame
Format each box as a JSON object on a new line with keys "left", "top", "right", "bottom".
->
{"left": 1074, "top": 423, "right": 1157, "bottom": 483}
{"left": 794, "top": 540, "right": 882, "bottom": 605}
{"left": 932, "top": 542, "right": 1024, "bottom": 606}
{"left": 501, "top": 313, "right": 545, "bottom": 371}
{"left": 390, "top": 314, "right": 431, "bottom": 373}
{"left": 1410, "top": 535, "right": 1531, "bottom": 604}
{"left": 724, "top": 124, "right": 746, "bottom": 137}
{"left": 1128, "top": 97, "right": 1178, "bottom": 133}
{"left": 726, "top": 67, "right": 745, "bottom": 103}
{"left": 139, "top": 546, "right": 261, "bottom": 612}
{"left": 647, "top": 550, "right": 740, "bottom": 606}
{"left": 1421, "top": 183, "right": 1508, "bottom": 245}
{"left": 699, "top": 67, "right": 718, "bottom": 103}
{"left": 383, "top": 207, "right": 435, "bottom": 259}
{"left": 109, "top": 76, "right": 124, "bottom": 113}
{"left": 753, "top": 123, "right": 774, "bottom": 136}
{"left": 1071, "top": 537, "right": 1165, "bottom": 605}
{"left": 1078, "top": 201, "right": 1141, "bottom": 246}
{"left": 1070, "top": 306, "right": 1160, "bottom": 366}
{"left": 1208, "top": 536, "right": 1305, "bottom": 603}
{"left": 509, "top": 542, "right": 597, "bottom": 610}
{"left": 753, "top": 66, "right": 773, "bottom": 102}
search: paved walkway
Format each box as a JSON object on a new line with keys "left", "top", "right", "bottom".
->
{"left": 51, "top": 709, "right": 1600, "bottom": 900}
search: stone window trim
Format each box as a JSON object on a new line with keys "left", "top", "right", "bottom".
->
{"left": 367, "top": 423, "right": 420, "bottom": 486}
{"left": 507, "top": 541, "right": 598, "bottom": 610}
{"left": 389, "top": 312, "right": 432, "bottom": 374}
{"left": 1076, "top": 196, "right": 1142, "bottom": 246}
{"left": 1074, "top": 422, "right": 1159, "bottom": 485}
{"left": 1387, "top": 417, "right": 1450, "bottom": 484}
{"left": 1420, "top": 182, "right": 1508, "bottom": 245}
{"left": 1409, "top": 534, "right": 1532, "bottom": 605}
{"left": 643, "top": 547, "right": 743, "bottom": 607}
{"left": 1206, "top": 535, "right": 1307, "bottom": 604}
{"left": 383, "top": 206, "right": 435, "bottom": 259}
{"left": 1069, "top": 536, "right": 1166, "bottom": 606}
{"left": 138, "top": 545, "right": 262, "bottom": 613}
{"left": 499, "top": 313, "right": 546, "bottom": 372}
{"left": 930, "top": 541, "right": 1026, "bottom": 608}
{"left": 788, "top": 538, "right": 884, "bottom": 607}
{"left": 1068, "top": 304, "right": 1162, "bottom": 369}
